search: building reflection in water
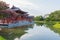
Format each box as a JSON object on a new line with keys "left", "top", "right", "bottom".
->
{"left": 0, "top": 24, "right": 34, "bottom": 40}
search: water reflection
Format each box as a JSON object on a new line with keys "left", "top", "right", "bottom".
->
{"left": 0, "top": 25, "right": 33, "bottom": 40}
{"left": 35, "top": 22, "right": 44, "bottom": 26}
{"left": 45, "top": 22, "right": 60, "bottom": 35}
{"left": 0, "top": 22, "right": 60, "bottom": 40}
{"left": 20, "top": 24, "right": 60, "bottom": 40}
{"left": 35, "top": 22, "right": 60, "bottom": 35}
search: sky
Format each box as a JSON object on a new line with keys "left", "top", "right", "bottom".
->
{"left": 1, "top": 0, "right": 60, "bottom": 16}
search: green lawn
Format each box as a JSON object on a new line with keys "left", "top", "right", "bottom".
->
{"left": 0, "top": 36, "right": 6, "bottom": 40}
{"left": 53, "top": 22, "right": 60, "bottom": 28}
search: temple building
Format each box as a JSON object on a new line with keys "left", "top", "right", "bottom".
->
{"left": 0, "top": 6, "right": 34, "bottom": 28}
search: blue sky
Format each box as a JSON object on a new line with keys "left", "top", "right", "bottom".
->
{"left": 1, "top": 0, "right": 60, "bottom": 16}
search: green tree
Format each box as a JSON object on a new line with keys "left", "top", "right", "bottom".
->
{"left": 45, "top": 10, "right": 60, "bottom": 21}
{"left": 0, "top": 1, "right": 10, "bottom": 19}
{"left": 0, "top": 1, "right": 9, "bottom": 10}
{"left": 34, "top": 16, "right": 44, "bottom": 21}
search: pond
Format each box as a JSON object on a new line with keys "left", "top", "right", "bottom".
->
{"left": 0, "top": 22, "right": 60, "bottom": 40}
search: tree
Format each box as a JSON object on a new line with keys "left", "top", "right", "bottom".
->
{"left": 0, "top": 1, "right": 10, "bottom": 18}
{"left": 34, "top": 16, "right": 44, "bottom": 21}
{"left": 45, "top": 10, "right": 60, "bottom": 21}
{"left": 0, "top": 1, "right": 9, "bottom": 10}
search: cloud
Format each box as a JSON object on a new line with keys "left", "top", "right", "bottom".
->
{"left": 1, "top": 0, "right": 60, "bottom": 16}
{"left": 0, "top": 0, "right": 42, "bottom": 16}
{"left": 1, "top": 0, "right": 39, "bottom": 9}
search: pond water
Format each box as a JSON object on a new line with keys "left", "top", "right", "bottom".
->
{"left": 0, "top": 22, "right": 60, "bottom": 40}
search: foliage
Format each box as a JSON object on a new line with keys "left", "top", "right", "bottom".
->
{"left": 0, "top": 36, "right": 6, "bottom": 40}
{"left": 53, "top": 22, "right": 60, "bottom": 28}
{"left": 0, "top": 1, "right": 9, "bottom": 10}
{"left": 45, "top": 10, "right": 60, "bottom": 21}
{"left": 0, "top": 1, "right": 10, "bottom": 19}
{"left": 34, "top": 16, "right": 44, "bottom": 21}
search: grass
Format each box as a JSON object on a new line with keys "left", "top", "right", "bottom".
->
{"left": 0, "top": 36, "right": 6, "bottom": 40}
{"left": 53, "top": 22, "right": 60, "bottom": 28}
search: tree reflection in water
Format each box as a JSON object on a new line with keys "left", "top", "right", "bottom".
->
{"left": 0, "top": 22, "right": 60, "bottom": 40}
{"left": 35, "top": 22, "right": 44, "bottom": 26}
{"left": 0, "top": 25, "right": 33, "bottom": 40}
{"left": 35, "top": 21, "right": 60, "bottom": 35}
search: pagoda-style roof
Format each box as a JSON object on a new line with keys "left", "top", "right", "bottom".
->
{"left": 11, "top": 6, "right": 20, "bottom": 11}
{"left": 11, "top": 6, "right": 27, "bottom": 14}
{"left": 0, "top": 6, "right": 29, "bottom": 19}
